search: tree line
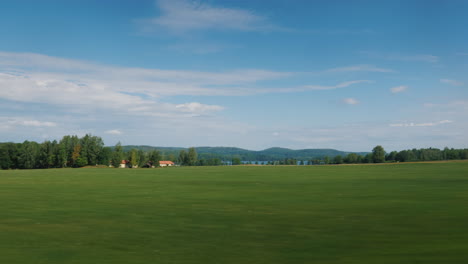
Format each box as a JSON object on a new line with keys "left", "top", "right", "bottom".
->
{"left": 1, "top": 137, "right": 467, "bottom": 170}
{"left": 0, "top": 135, "right": 215, "bottom": 169}
{"left": 308, "top": 146, "right": 468, "bottom": 165}
{"left": 220, "top": 146, "right": 468, "bottom": 165}
{"left": 0, "top": 135, "right": 109, "bottom": 169}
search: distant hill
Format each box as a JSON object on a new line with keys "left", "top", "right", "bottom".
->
{"left": 119, "top": 145, "right": 368, "bottom": 161}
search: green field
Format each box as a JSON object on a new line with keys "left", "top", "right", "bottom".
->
{"left": 1, "top": 162, "right": 468, "bottom": 263}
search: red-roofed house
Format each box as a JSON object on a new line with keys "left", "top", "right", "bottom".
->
{"left": 119, "top": 160, "right": 129, "bottom": 168}
{"left": 159, "top": 161, "right": 175, "bottom": 167}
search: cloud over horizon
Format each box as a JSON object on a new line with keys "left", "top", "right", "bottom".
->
{"left": 390, "top": 120, "right": 453, "bottom": 127}
{"left": 0, "top": 51, "right": 385, "bottom": 149}
{"left": 1, "top": 49, "right": 465, "bottom": 150}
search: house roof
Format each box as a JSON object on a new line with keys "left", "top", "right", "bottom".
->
{"left": 159, "top": 160, "right": 174, "bottom": 165}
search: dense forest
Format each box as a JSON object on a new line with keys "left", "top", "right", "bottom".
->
{"left": 1, "top": 135, "right": 467, "bottom": 170}
{"left": 0, "top": 135, "right": 109, "bottom": 169}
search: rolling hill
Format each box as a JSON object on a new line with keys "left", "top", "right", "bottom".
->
{"left": 120, "top": 145, "right": 367, "bottom": 161}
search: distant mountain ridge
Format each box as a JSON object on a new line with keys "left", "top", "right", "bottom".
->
{"left": 119, "top": 145, "right": 368, "bottom": 161}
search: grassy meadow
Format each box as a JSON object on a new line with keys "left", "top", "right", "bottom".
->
{"left": 1, "top": 162, "right": 468, "bottom": 263}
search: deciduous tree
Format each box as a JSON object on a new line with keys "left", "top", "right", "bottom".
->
{"left": 188, "top": 147, "right": 198, "bottom": 166}
{"left": 372, "top": 145, "right": 386, "bottom": 163}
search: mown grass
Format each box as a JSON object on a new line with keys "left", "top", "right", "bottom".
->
{"left": 1, "top": 162, "right": 468, "bottom": 263}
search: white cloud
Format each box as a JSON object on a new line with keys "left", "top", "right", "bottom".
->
{"left": 257, "top": 117, "right": 468, "bottom": 151}
{"left": 105, "top": 129, "right": 122, "bottom": 135}
{"left": 424, "top": 100, "right": 468, "bottom": 113}
{"left": 249, "top": 80, "right": 373, "bottom": 94}
{"left": 0, "top": 71, "right": 230, "bottom": 122}
{"left": 0, "top": 52, "right": 299, "bottom": 119}
{"left": 19, "top": 120, "right": 57, "bottom": 127}
{"left": 139, "top": 0, "right": 279, "bottom": 33}
{"left": 301, "top": 80, "right": 372, "bottom": 91}
{"left": 438, "top": 120, "right": 453, "bottom": 124}
{"left": 167, "top": 42, "right": 229, "bottom": 54}
{"left": 175, "top": 102, "right": 224, "bottom": 115}
{"left": 0, "top": 51, "right": 373, "bottom": 104}
{"left": 0, "top": 51, "right": 384, "bottom": 149}
{"left": 343, "top": 98, "right": 360, "bottom": 105}
{"left": 389, "top": 120, "right": 453, "bottom": 127}
{"left": 361, "top": 51, "right": 439, "bottom": 63}
{"left": 0, "top": 52, "right": 292, "bottom": 87}
{"left": 449, "top": 100, "right": 468, "bottom": 108}
{"left": 326, "top": 65, "right": 394, "bottom": 73}
{"left": 390, "top": 85, "right": 407, "bottom": 93}
{"left": 440, "top": 79, "right": 464, "bottom": 86}
{"left": 395, "top": 54, "right": 439, "bottom": 63}
{"left": 0, "top": 117, "right": 57, "bottom": 131}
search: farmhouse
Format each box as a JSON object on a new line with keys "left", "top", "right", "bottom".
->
{"left": 119, "top": 160, "right": 129, "bottom": 168}
{"left": 159, "top": 161, "right": 175, "bottom": 167}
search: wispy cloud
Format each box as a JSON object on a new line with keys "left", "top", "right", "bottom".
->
{"left": 325, "top": 65, "right": 394, "bottom": 73}
{"left": 166, "top": 42, "right": 233, "bottom": 54}
{"left": 19, "top": 120, "right": 56, "bottom": 127}
{"left": 0, "top": 70, "right": 226, "bottom": 119}
{"left": 0, "top": 117, "right": 57, "bottom": 131}
{"left": 440, "top": 79, "right": 464, "bottom": 86}
{"left": 0, "top": 52, "right": 295, "bottom": 107}
{"left": 327, "top": 29, "right": 375, "bottom": 35}
{"left": 263, "top": 117, "right": 467, "bottom": 151}
{"left": 139, "top": 0, "right": 281, "bottom": 34}
{"left": 390, "top": 85, "right": 408, "bottom": 93}
{"left": 424, "top": 100, "right": 468, "bottom": 110}
{"left": 105, "top": 129, "right": 122, "bottom": 135}
{"left": 0, "top": 51, "right": 379, "bottom": 146}
{"left": 0, "top": 51, "right": 370, "bottom": 102}
{"left": 390, "top": 120, "right": 453, "bottom": 127}
{"left": 256, "top": 80, "right": 372, "bottom": 94}
{"left": 393, "top": 54, "right": 439, "bottom": 63}
{"left": 175, "top": 102, "right": 224, "bottom": 116}
{"left": 0, "top": 52, "right": 291, "bottom": 86}
{"left": 343, "top": 98, "right": 360, "bottom": 105}
{"left": 361, "top": 51, "right": 439, "bottom": 63}
{"left": 302, "top": 80, "right": 372, "bottom": 91}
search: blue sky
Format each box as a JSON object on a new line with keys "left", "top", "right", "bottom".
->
{"left": 0, "top": 0, "right": 467, "bottom": 151}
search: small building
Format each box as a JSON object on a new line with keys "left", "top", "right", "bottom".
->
{"left": 159, "top": 161, "right": 175, "bottom": 167}
{"left": 119, "top": 160, "right": 129, "bottom": 168}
